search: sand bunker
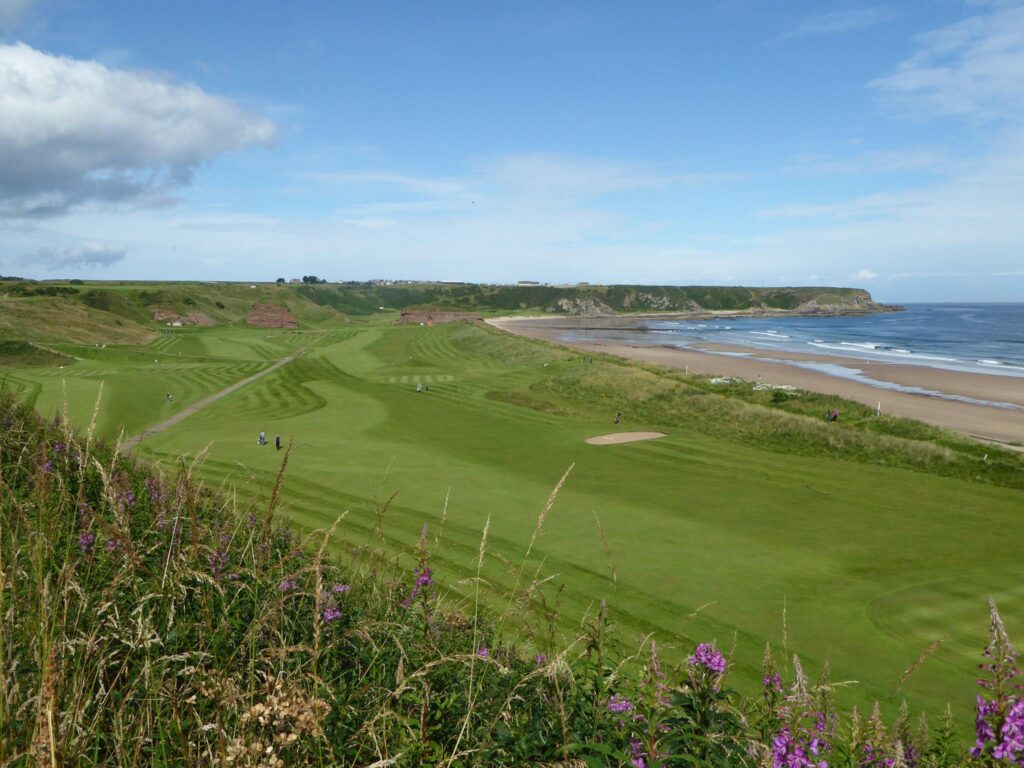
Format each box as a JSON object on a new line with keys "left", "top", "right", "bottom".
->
{"left": 585, "top": 431, "right": 667, "bottom": 445}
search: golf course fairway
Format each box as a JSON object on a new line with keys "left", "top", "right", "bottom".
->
{"left": 6, "top": 319, "right": 1023, "bottom": 727}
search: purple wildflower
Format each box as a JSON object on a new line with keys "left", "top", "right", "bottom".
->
{"left": 688, "top": 642, "right": 727, "bottom": 677}
{"left": 53, "top": 441, "right": 66, "bottom": 455}
{"left": 402, "top": 566, "right": 434, "bottom": 608}
{"left": 629, "top": 737, "right": 647, "bottom": 768}
{"left": 607, "top": 693, "right": 634, "bottom": 714}
{"left": 476, "top": 647, "right": 489, "bottom": 658}
{"left": 763, "top": 673, "right": 783, "bottom": 693}
{"left": 208, "top": 549, "right": 228, "bottom": 578}
{"left": 322, "top": 606, "right": 341, "bottom": 622}
{"left": 331, "top": 583, "right": 350, "bottom": 594}
{"left": 42, "top": 460, "right": 53, "bottom": 474}
{"left": 279, "top": 578, "right": 298, "bottom": 592}
{"left": 646, "top": 641, "right": 671, "bottom": 707}
{"left": 104, "top": 537, "right": 123, "bottom": 554}
{"left": 78, "top": 530, "right": 95, "bottom": 554}
{"left": 145, "top": 476, "right": 163, "bottom": 502}
{"left": 534, "top": 653, "right": 547, "bottom": 666}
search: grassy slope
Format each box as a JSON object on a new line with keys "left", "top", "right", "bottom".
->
{"left": 1, "top": 280, "right": 881, "bottom": 338}
{"left": 0, "top": 281, "right": 348, "bottom": 344}
{"left": 9, "top": 319, "right": 1020, "bottom": 729}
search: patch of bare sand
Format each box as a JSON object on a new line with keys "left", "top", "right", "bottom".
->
{"left": 585, "top": 431, "right": 667, "bottom": 445}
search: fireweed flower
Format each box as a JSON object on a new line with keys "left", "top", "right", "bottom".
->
{"left": 401, "top": 566, "right": 434, "bottom": 608}
{"left": 208, "top": 549, "right": 228, "bottom": 579}
{"left": 331, "top": 583, "right": 350, "bottom": 594}
{"left": 688, "top": 642, "right": 727, "bottom": 677}
{"left": 323, "top": 606, "right": 341, "bottom": 622}
{"left": 78, "top": 531, "right": 95, "bottom": 554}
{"left": 629, "top": 737, "right": 647, "bottom": 768}
{"left": 973, "top": 599, "right": 1024, "bottom": 762}
{"left": 607, "top": 694, "right": 634, "bottom": 714}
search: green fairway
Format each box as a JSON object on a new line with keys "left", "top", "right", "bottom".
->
{"left": 6, "top": 320, "right": 1023, "bottom": 727}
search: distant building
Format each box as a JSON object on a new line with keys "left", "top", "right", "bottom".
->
{"left": 517, "top": 280, "right": 540, "bottom": 286}
{"left": 289, "top": 278, "right": 301, "bottom": 284}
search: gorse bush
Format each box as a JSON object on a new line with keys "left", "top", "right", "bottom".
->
{"left": 0, "top": 392, "right": 1009, "bottom": 766}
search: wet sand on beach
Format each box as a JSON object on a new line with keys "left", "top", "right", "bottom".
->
{"left": 489, "top": 318, "right": 1024, "bottom": 446}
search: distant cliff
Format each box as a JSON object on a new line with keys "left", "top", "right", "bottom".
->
{"left": 0, "top": 279, "right": 896, "bottom": 345}
{"left": 309, "top": 282, "right": 896, "bottom": 317}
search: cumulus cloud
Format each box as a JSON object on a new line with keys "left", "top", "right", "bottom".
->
{"left": 0, "top": 43, "right": 276, "bottom": 218}
{"left": 855, "top": 269, "right": 880, "bottom": 279}
{"left": 21, "top": 243, "right": 126, "bottom": 269}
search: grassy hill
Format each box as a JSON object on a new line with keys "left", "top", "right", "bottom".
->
{"left": 0, "top": 279, "right": 889, "bottom": 346}
{"left": 4, "top": 317, "right": 1022, "bottom": 742}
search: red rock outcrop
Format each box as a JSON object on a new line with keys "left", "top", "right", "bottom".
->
{"left": 247, "top": 304, "right": 298, "bottom": 328}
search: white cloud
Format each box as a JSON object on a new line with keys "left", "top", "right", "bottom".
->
{"left": 855, "top": 269, "right": 880, "bottom": 280}
{"left": 785, "top": 6, "right": 898, "bottom": 38}
{"left": 0, "top": 43, "right": 276, "bottom": 218}
{"left": 21, "top": 243, "right": 126, "bottom": 269}
{"left": 869, "top": 3, "right": 1024, "bottom": 121}
{"left": 786, "top": 147, "right": 950, "bottom": 176}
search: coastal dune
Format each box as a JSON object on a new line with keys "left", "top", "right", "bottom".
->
{"left": 490, "top": 318, "right": 1024, "bottom": 447}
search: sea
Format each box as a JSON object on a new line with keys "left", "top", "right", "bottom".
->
{"left": 557, "top": 303, "right": 1024, "bottom": 379}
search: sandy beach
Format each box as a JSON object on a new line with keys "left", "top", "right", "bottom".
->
{"left": 489, "top": 317, "right": 1024, "bottom": 447}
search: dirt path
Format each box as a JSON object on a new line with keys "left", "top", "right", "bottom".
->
{"left": 29, "top": 341, "right": 82, "bottom": 361}
{"left": 120, "top": 353, "right": 301, "bottom": 453}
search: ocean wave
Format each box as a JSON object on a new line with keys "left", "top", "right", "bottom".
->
{"left": 807, "top": 341, "right": 959, "bottom": 363}
{"left": 978, "top": 359, "right": 1024, "bottom": 372}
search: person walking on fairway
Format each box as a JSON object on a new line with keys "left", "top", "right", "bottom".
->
{"left": 275, "top": 435, "right": 281, "bottom": 450}
{"left": 258, "top": 431, "right": 266, "bottom": 446}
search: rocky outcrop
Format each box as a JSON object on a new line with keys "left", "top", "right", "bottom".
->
{"left": 546, "top": 296, "right": 615, "bottom": 316}
{"left": 152, "top": 308, "right": 216, "bottom": 326}
{"left": 622, "top": 292, "right": 701, "bottom": 312}
{"left": 247, "top": 304, "right": 298, "bottom": 328}
{"left": 185, "top": 312, "right": 215, "bottom": 326}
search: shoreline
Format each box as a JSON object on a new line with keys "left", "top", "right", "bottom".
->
{"left": 489, "top": 318, "right": 1024, "bottom": 447}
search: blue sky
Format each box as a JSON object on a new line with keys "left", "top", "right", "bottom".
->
{"left": 1, "top": 1, "right": 1023, "bottom": 301}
